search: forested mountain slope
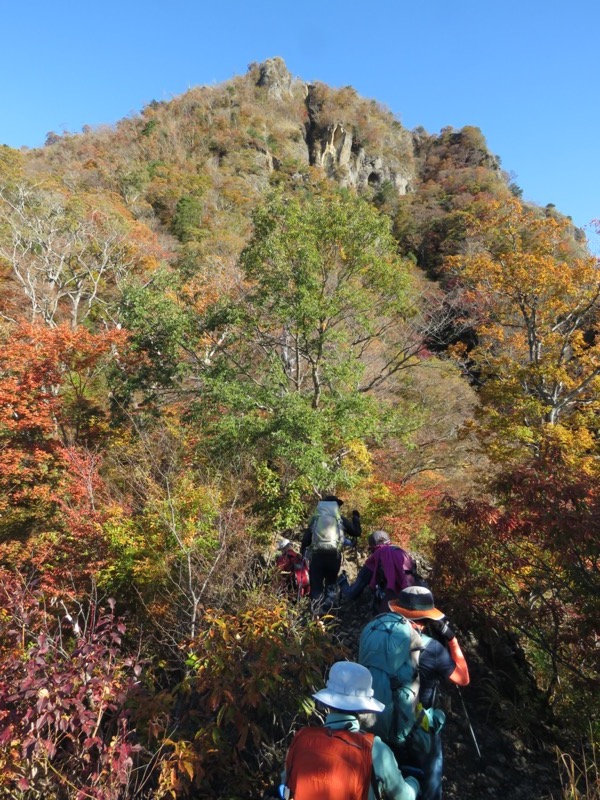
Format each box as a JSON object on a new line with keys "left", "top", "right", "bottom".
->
{"left": 0, "top": 58, "right": 597, "bottom": 798}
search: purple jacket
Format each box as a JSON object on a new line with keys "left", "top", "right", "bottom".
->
{"left": 365, "top": 544, "right": 416, "bottom": 595}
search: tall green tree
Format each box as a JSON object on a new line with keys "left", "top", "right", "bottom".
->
{"left": 195, "top": 188, "right": 423, "bottom": 525}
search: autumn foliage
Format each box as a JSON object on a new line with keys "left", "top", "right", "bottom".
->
{"left": 430, "top": 196, "right": 600, "bottom": 739}
{"left": 433, "top": 451, "right": 600, "bottom": 732}
{"left": 445, "top": 197, "right": 600, "bottom": 465}
{"left": 0, "top": 323, "right": 128, "bottom": 586}
{"left": 0, "top": 60, "right": 598, "bottom": 797}
{"left": 162, "top": 602, "right": 345, "bottom": 798}
{"left": 0, "top": 575, "right": 143, "bottom": 798}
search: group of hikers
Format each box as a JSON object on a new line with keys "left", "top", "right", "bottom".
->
{"left": 271, "top": 494, "right": 471, "bottom": 800}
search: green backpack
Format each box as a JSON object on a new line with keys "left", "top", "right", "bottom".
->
{"left": 358, "top": 612, "right": 422, "bottom": 745}
{"left": 310, "top": 500, "right": 344, "bottom": 553}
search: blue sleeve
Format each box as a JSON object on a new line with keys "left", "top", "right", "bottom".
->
{"left": 342, "top": 565, "right": 373, "bottom": 600}
{"left": 432, "top": 639, "right": 456, "bottom": 680}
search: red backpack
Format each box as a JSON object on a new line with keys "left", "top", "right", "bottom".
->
{"left": 276, "top": 550, "right": 310, "bottom": 599}
{"left": 285, "top": 726, "right": 374, "bottom": 800}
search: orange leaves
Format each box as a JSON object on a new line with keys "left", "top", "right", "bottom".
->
{"left": 157, "top": 739, "right": 205, "bottom": 796}
{"left": 0, "top": 321, "right": 127, "bottom": 444}
{"left": 0, "top": 322, "right": 130, "bottom": 584}
{"left": 449, "top": 200, "right": 593, "bottom": 326}
{"left": 369, "top": 479, "right": 442, "bottom": 548}
{"left": 177, "top": 600, "right": 344, "bottom": 796}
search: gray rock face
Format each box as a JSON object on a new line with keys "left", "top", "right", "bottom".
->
{"left": 256, "top": 57, "right": 294, "bottom": 100}
{"left": 250, "top": 60, "right": 415, "bottom": 193}
{"left": 310, "top": 122, "right": 413, "bottom": 194}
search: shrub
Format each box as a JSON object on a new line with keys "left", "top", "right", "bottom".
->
{"left": 0, "top": 575, "right": 143, "bottom": 799}
{"left": 160, "top": 597, "right": 346, "bottom": 798}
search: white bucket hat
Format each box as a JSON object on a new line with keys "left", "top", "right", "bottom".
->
{"left": 277, "top": 538, "right": 291, "bottom": 551}
{"left": 312, "top": 661, "right": 385, "bottom": 713}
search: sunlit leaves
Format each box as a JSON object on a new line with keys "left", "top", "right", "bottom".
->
{"left": 0, "top": 578, "right": 142, "bottom": 796}
{"left": 183, "top": 600, "right": 344, "bottom": 797}
{"left": 0, "top": 323, "right": 129, "bottom": 588}
{"left": 446, "top": 197, "right": 600, "bottom": 466}
{"left": 436, "top": 452, "right": 600, "bottom": 731}
{"left": 0, "top": 164, "right": 164, "bottom": 329}
{"left": 194, "top": 188, "right": 423, "bottom": 520}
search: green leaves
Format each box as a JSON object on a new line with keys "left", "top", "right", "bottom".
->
{"left": 193, "top": 187, "right": 419, "bottom": 523}
{"left": 240, "top": 189, "right": 410, "bottom": 362}
{"left": 114, "top": 270, "right": 191, "bottom": 408}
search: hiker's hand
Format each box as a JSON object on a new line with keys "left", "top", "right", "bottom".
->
{"left": 352, "top": 509, "right": 360, "bottom": 520}
{"left": 430, "top": 617, "right": 456, "bottom": 642}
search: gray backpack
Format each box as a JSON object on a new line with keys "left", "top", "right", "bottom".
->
{"left": 310, "top": 500, "right": 344, "bottom": 553}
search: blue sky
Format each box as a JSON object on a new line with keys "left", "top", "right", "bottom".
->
{"left": 2, "top": 0, "right": 598, "bottom": 251}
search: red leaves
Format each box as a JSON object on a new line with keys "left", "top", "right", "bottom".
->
{"left": 0, "top": 577, "right": 143, "bottom": 796}
{"left": 0, "top": 322, "right": 131, "bottom": 587}
{"left": 434, "top": 451, "right": 600, "bottom": 724}
{"left": 0, "top": 321, "right": 127, "bottom": 446}
{"left": 377, "top": 480, "right": 443, "bottom": 547}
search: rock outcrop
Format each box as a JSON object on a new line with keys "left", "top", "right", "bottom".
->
{"left": 302, "top": 81, "right": 415, "bottom": 194}
{"left": 250, "top": 61, "right": 415, "bottom": 194}
{"left": 309, "top": 121, "right": 412, "bottom": 193}
{"left": 255, "top": 57, "right": 296, "bottom": 101}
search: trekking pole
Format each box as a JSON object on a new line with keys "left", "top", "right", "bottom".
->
{"left": 455, "top": 685, "right": 482, "bottom": 759}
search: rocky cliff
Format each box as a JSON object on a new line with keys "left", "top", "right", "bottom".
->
{"left": 251, "top": 57, "right": 416, "bottom": 193}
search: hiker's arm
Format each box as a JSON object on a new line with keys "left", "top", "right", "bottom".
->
{"left": 429, "top": 619, "right": 470, "bottom": 686}
{"left": 300, "top": 527, "right": 311, "bottom": 556}
{"left": 371, "top": 737, "right": 419, "bottom": 800}
{"left": 447, "top": 637, "right": 470, "bottom": 686}
{"left": 341, "top": 510, "right": 361, "bottom": 538}
{"left": 340, "top": 565, "right": 373, "bottom": 600}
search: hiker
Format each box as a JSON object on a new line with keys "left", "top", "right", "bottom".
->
{"left": 275, "top": 538, "right": 310, "bottom": 599}
{"left": 358, "top": 607, "right": 423, "bottom": 753}
{"left": 280, "top": 661, "right": 420, "bottom": 800}
{"left": 339, "top": 530, "right": 418, "bottom": 613}
{"left": 301, "top": 494, "right": 361, "bottom": 609}
{"left": 389, "top": 586, "right": 470, "bottom": 800}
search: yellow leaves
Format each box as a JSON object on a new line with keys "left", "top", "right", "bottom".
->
{"left": 448, "top": 341, "right": 469, "bottom": 361}
{"left": 446, "top": 193, "right": 600, "bottom": 464}
{"left": 451, "top": 198, "right": 598, "bottom": 323}
{"left": 299, "top": 695, "right": 316, "bottom": 716}
{"left": 341, "top": 439, "right": 373, "bottom": 475}
{"left": 157, "top": 739, "right": 204, "bottom": 798}
{"left": 541, "top": 424, "right": 597, "bottom": 472}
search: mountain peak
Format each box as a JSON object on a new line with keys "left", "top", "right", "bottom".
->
{"left": 252, "top": 56, "right": 295, "bottom": 99}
